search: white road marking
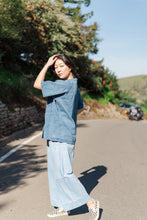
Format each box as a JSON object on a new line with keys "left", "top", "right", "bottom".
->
{"left": 0, "top": 132, "right": 42, "bottom": 163}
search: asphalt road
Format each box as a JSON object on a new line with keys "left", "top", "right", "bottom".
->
{"left": 0, "top": 119, "right": 147, "bottom": 220}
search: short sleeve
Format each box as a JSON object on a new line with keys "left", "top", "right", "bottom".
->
{"left": 77, "top": 89, "right": 85, "bottom": 109}
{"left": 41, "top": 80, "right": 70, "bottom": 97}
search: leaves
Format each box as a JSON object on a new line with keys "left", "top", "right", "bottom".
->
{"left": 0, "top": 0, "right": 120, "bottom": 104}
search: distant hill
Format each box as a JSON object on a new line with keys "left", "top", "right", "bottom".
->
{"left": 118, "top": 75, "right": 147, "bottom": 103}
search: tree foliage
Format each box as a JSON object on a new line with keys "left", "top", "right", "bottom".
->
{"left": 0, "top": 0, "right": 98, "bottom": 69}
{"left": 78, "top": 57, "right": 120, "bottom": 103}
{"left": 0, "top": 0, "right": 25, "bottom": 70}
{"left": 0, "top": 0, "right": 120, "bottom": 104}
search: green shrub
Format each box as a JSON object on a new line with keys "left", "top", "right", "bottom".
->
{"left": 141, "top": 106, "right": 147, "bottom": 114}
{"left": 0, "top": 66, "right": 33, "bottom": 103}
{"left": 81, "top": 93, "right": 92, "bottom": 101}
{"left": 104, "top": 91, "right": 115, "bottom": 102}
{"left": 118, "top": 89, "right": 137, "bottom": 104}
{"left": 97, "top": 98, "right": 108, "bottom": 104}
{"left": 141, "top": 99, "right": 147, "bottom": 108}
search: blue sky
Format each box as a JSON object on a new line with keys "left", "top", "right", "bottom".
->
{"left": 82, "top": 0, "right": 147, "bottom": 79}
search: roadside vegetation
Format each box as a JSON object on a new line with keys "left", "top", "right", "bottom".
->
{"left": 0, "top": 0, "right": 146, "bottom": 116}
{"left": 118, "top": 76, "right": 147, "bottom": 113}
{"left": 118, "top": 75, "right": 147, "bottom": 103}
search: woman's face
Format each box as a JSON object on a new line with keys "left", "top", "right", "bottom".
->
{"left": 54, "top": 59, "right": 73, "bottom": 80}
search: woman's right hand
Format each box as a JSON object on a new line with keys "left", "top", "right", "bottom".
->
{"left": 46, "top": 54, "right": 58, "bottom": 67}
{"left": 34, "top": 54, "right": 58, "bottom": 90}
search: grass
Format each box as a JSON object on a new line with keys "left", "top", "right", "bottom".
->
{"left": 141, "top": 106, "right": 147, "bottom": 114}
{"left": 97, "top": 97, "right": 108, "bottom": 104}
{"left": 81, "top": 93, "right": 93, "bottom": 101}
{"left": 81, "top": 92, "right": 109, "bottom": 104}
{"left": 118, "top": 75, "right": 147, "bottom": 102}
{"left": 0, "top": 65, "right": 39, "bottom": 104}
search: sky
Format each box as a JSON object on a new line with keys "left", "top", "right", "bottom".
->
{"left": 82, "top": 0, "right": 147, "bottom": 79}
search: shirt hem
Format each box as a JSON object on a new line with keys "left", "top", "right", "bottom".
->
{"left": 42, "top": 135, "right": 76, "bottom": 145}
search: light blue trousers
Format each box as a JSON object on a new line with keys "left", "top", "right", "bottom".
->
{"left": 47, "top": 140, "right": 91, "bottom": 211}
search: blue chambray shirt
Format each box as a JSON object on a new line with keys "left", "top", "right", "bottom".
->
{"left": 41, "top": 78, "right": 84, "bottom": 145}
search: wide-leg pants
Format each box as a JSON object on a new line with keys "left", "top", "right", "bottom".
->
{"left": 47, "top": 140, "right": 91, "bottom": 211}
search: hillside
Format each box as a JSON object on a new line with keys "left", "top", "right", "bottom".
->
{"left": 118, "top": 75, "right": 147, "bottom": 103}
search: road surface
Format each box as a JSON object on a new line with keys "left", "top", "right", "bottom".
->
{"left": 0, "top": 119, "right": 147, "bottom": 220}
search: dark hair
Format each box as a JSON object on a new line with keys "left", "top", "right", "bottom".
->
{"left": 52, "top": 54, "right": 78, "bottom": 78}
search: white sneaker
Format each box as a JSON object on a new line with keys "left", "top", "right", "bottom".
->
{"left": 47, "top": 207, "right": 68, "bottom": 218}
{"left": 89, "top": 200, "right": 100, "bottom": 220}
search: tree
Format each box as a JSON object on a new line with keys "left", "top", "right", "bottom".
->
{"left": 62, "top": 0, "right": 98, "bottom": 54}
{"left": 0, "top": 0, "right": 25, "bottom": 70}
{"left": 22, "top": 0, "right": 93, "bottom": 66}
{"left": 0, "top": 0, "right": 99, "bottom": 72}
{"left": 1, "top": 0, "right": 121, "bottom": 105}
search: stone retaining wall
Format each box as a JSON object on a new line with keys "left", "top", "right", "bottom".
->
{"left": 0, "top": 101, "right": 44, "bottom": 137}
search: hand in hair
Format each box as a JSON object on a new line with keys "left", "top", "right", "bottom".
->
{"left": 46, "top": 55, "right": 58, "bottom": 67}
{"left": 33, "top": 54, "right": 58, "bottom": 90}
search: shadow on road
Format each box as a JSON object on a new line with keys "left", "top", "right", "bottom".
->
{"left": 0, "top": 124, "right": 42, "bottom": 156}
{"left": 79, "top": 166, "right": 107, "bottom": 194}
{"left": 0, "top": 144, "right": 46, "bottom": 195}
{"left": 77, "top": 123, "right": 88, "bottom": 128}
{"left": 70, "top": 165, "right": 107, "bottom": 218}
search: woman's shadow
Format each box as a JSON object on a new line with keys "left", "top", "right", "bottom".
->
{"left": 69, "top": 165, "right": 107, "bottom": 219}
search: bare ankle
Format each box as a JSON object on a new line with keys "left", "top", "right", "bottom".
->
{"left": 87, "top": 198, "right": 95, "bottom": 209}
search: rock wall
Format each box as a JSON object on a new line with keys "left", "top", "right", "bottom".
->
{"left": 0, "top": 101, "right": 44, "bottom": 137}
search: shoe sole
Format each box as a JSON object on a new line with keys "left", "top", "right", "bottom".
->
{"left": 47, "top": 212, "right": 68, "bottom": 218}
{"left": 95, "top": 200, "right": 100, "bottom": 220}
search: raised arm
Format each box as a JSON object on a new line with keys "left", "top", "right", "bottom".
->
{"left": 33, "top": 55, "right": 58, "bottom": 90}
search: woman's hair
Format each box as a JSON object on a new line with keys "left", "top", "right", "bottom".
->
{"left": 51, "top": 54, "right": 78, "bottom": 78}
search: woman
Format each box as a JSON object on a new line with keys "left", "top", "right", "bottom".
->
{"left": 34, "top": 54, "right": 100, "bottom": 220}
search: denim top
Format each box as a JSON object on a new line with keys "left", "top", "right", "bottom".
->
{"left": 41, "top": 78, "right": 84, "bottom": 145}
